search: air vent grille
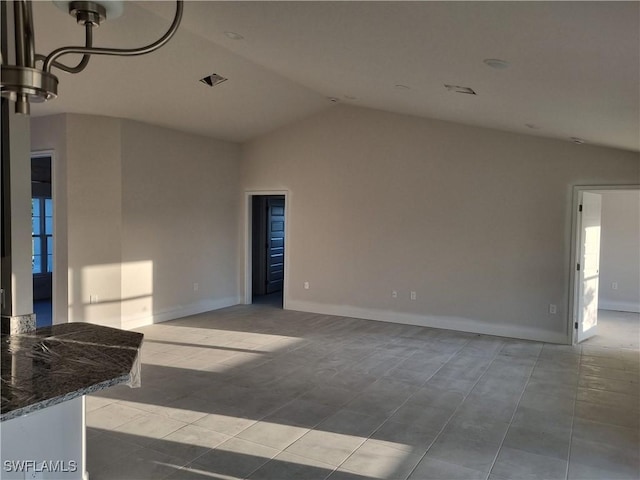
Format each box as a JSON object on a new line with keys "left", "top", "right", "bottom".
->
{"left": 200, "top": 73, "right": 228, "bottom": 87}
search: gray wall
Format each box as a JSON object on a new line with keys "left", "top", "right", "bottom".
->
{"left": 120, "top": 119, "right": 241, "bottom": 327}
{"left": 241, "top": 105, "right": 640, "bottom": 343}
{"left": 31, "top": 105, "right": 639, "bottom": 340}
{"left": 599, "top": 190, "right": 640, "bottom": 312}
{"left": 31, "top": 114, "right": 241, "bottom": 328}
{"left": 67, "top": 115, "right": 123, "bottom": 327}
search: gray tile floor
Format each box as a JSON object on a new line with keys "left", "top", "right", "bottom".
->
{"left": 88, "top": 307, "right": 640, "bottom": 480}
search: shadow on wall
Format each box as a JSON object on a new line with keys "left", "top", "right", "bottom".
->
{"left": 68, "top": 261, "right": 153, "bottom": 328}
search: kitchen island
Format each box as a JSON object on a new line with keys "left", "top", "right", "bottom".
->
{"left": 1, "top": 323, "right": 143, "bottom": 479}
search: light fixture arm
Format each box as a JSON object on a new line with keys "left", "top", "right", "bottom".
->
{"left": 43, "top": 0, "right": 184, "bottom": 74}
{"left": 35, "top": 23, "right": 93, "bottom": 74}
{"left": 15, "top": 0, "right": 35, "bottom": 68}
{"left": 1, "top": 0, "right": 183, "bottom": 114}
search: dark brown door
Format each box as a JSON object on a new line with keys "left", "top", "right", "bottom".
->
{"left": 266, "top": 197, "right": 285, "bottom": 294}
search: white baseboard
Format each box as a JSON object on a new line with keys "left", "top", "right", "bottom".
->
{"left": 121, "top": 296, "right": 241, "bottom": 330}
{"left": 599, "top": 300, "right": 640, "bottom": 314}
{"left": 286, "top": 300, "right": 568, "bottom": 344}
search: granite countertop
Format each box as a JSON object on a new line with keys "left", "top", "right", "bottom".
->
{"left": 1, "top": 322, "right": 143, "bottom": 421}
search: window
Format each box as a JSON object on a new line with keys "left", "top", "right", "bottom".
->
{"left": 32, "top": 197, "right": 53, "bottom": 274}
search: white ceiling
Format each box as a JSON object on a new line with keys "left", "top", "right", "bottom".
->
{"left": 31, "top": 1, "right": 639, "bottom": 151}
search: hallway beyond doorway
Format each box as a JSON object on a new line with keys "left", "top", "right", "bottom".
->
{"left": 582, "top": 310, "right": 639, "bottom": 351}
{"left": 252, "top": 292, "right": 283, "bottom": 309}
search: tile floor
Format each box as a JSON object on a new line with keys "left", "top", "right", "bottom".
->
{"left": 87, "top": 307, "right": 640, "bottom": 480}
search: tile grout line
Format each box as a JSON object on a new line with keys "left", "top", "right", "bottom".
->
{"left": 402, "top": 341, "right": 515, "bottom": 480}
{"left": 329, "top": 334, "right": 475, "bottom": 477}
{"left": 223, "top": 328, "right": 429, "bottom": 479}
{"left": 483, "top": 346, "right": 544, "bottom": 479}
{"left": 101, "top": 314, "right": 604, "bottom": 477}
{"left": 250, "top": 324, "right": 411, "bottom": 476}
{"left": 563, "top": 344, "right": 583, "bottom": 480}
{"left": 175, "top": 326, "right": 367, "bottom": 478}
{"left": 155, "top": 331, "right": 347, "bottom": 477}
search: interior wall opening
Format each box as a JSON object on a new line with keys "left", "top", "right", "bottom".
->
{"left": 251, "top": 195, "right": 286, "bottom": 308}
{"left": 571, "top": 185, "right": 639, "bottom": 349}
{"left": 31, "top": 153, "right": 53, "bottom": 327}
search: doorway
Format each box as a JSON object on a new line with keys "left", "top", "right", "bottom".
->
{"left": 250, "top": 194, "right": 286, "bottom": 308}
{"left": 31, "top": 154, "right": 53, "bottom": 327}
{"left": 570, "top": 185, "right": 640, "bottom": 345}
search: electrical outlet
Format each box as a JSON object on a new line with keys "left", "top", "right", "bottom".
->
{"left": 612, "top": 282, "right": 618, "bottom": 290}
{"left": 193, "top": 282, "right": 199, "bottom": 291}
{"left": 410, "top": 291, "right": 416, "bottom": 300}
{"left": 549, "top": 304, "right": 557, "bottom": 314}
{"left": 304, "top": 282, "right": 310, "bottom": 290}
{"left": 392, "top": 290, "right": 398, "bottom": 299}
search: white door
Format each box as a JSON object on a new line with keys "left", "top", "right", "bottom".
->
{"left": 577, "top": 192, "right": 602, "bottom": 342}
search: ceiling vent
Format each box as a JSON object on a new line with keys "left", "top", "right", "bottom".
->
{"left": 200, "top": 73, "right": 228, "bottom": 87}
{"left": 444, "top": 84, "right": 476, "bottom": 95}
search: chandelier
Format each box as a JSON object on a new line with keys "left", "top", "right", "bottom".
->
{"left": 1, "top": 0, "right": 183, "bottom": 114}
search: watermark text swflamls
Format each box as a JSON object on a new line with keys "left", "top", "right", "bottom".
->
{"left": 3, "top": 460, "right": 78, "bottom": 473}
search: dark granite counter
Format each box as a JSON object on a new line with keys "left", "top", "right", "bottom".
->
{"left": 1, "top": 322, "right": 143, "bottom": 421}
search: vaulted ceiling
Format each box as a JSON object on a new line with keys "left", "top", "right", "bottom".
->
{"left": 31, "top": 1, "right": 639, "bottom": 151}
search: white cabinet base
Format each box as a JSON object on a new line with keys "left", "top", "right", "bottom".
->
{"left": 1, "top": 396, "right": 87, "bottom": 480}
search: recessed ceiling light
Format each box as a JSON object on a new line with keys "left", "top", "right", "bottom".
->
{"left": 570, "top": 137, "right": 586, "bottom": 144}
{"left": 395, "top": 84, "right": 410, "bottom": 90}
{"left": 444, "top": 84, "right": 477, "bottom": 95}
{"left": 200, "top": 73, "right": 228, "bottom": 87}
{"left": 224, "top": 31, "right": 244, "bottom": 40}
{"left": 483, "top": 58, "right": 510, "bottom": 69}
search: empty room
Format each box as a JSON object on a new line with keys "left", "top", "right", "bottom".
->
{"left": 1, "top": 2, "right": 639, "bottom": 480}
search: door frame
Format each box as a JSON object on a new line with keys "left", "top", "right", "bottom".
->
{"left": 244, "top": 189, "right": 290, "bottom": 307}
{"left": 569, "top": 184, "right": 639, "bottom": 344}
{"left": 30, "top": 149, "right": 56, "bottom": 324}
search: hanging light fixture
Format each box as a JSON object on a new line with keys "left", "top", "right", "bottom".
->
{"left": 1, "top": 0, "right": 183, "bottom": 115}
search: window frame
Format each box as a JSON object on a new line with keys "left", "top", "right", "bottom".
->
{"left": 31, "top": 196, "right": 53, "bottom": 275}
